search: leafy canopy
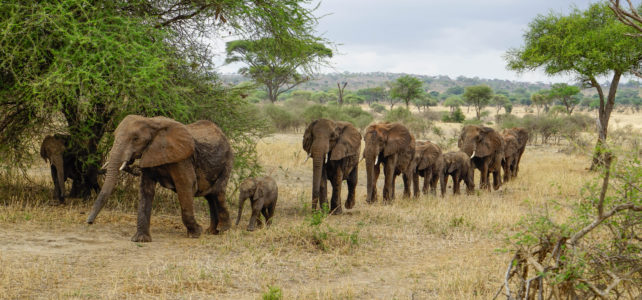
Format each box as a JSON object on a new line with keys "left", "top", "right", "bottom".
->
{"left": 463, "top": 85, "right": 493, "bottom": 119}
{"left": 390, "top": 75, "right": 424, "bottom": 109}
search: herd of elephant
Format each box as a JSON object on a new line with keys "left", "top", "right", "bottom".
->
{"left": 39, "top": 115, "right": 527, "bottom": 242}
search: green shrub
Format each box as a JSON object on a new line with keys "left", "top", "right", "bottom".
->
{"left": 302, "top": 104, "right": 374, "bottom": 130}
{"left": 263, "top": 104, "right": 303, "bottom": 131}
{"left": 370, "top": 103, "right": 386, "bottom": 113}
{"left": 442, "top": 107, "right": 465, "bottom": 123}
{"left": 384, "top": 107, "right": 431, "bottom": 137}
{"left": 262, "top": 286, "right": 283, "bottom": 300}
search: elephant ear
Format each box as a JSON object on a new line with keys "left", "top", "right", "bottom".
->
{"left": 330, "top": 122, "right": 361, "bottom": 161}
{"left": 253, "top": 181, "right": 264, "bottom": 200}
{"left": 140, "top": 119, "right": 195, "bottom": 168}
{"left": 302, "top": 120, "right": 316, "bottom": 154}
{"left": 417, "top": 144, "right": 440, "bottom": 170}
{"left": 474, "top": 127, "right": 496, "bottom": 157}
{"left": 384, "top": 124, "right": 412, "bottom": 157}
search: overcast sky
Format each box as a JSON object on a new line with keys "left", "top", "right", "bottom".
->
{"left": 216, "top": 0, "right": 594, "bottom": 83}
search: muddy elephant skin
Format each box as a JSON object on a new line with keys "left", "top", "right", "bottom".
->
{"left": 87, "top": 115, "right": 233, "bottom": 242}
{"left": 363, "top": 122, "right": 415, "bottom": 204}
{"left": 236, "top": 176, "right": 278, "bottom": 231}
{"left": 411, "top": 141, "right": 442, "bottom": 196}
{"left": 458, "top": 125, "right": 504, "bottom": 191}
{"left": 40, "top": 134, "right": 100, "bottom": 204}
{"left": 439, "top": 151, "right": 475, "bottom": 196}
{"left": 303, "top": 119, "right": 361, "bottom": 214}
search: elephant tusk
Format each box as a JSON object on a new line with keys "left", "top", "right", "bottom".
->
{"left": 470, "top": 150, "right": 476, "bottom": 159}
{"left": 325, "top": 153, "right": 329, "bottom": 163}
{"left": 119, "top": 161, "right": 128, "bottom": 171}
{"left": 375, "top": 155, "right": 379, "bottom": 165}
{"left": 304, "top": 153, "right": 311, "bottom": 163}
{"left": 360, "top": 156, "right": 365, "bottom": 162}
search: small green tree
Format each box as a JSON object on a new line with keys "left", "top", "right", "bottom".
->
{"left": 492, "top": 94, "right": 510, "bottom": 114}
{"left": 390, "top": 75, "right": 424, "bottom": 109}
{"left": 531, "top": 92, "right": 553, "bottom": 115}
{"left": 357, "top": 87, "right": 386, "bottom": 105}
{"left": 548, "top": 83, "right": 581, "bottom": 114}
{"left": 443, "top": 95, "right": 465, "bottom": 112}
{"left": 225, "top": 38, "right": 332, "bottom": 103}
{"left": 463, "top": 85, "right": 494, "bottom": 119}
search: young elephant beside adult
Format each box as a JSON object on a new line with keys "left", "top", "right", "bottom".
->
{"left": 439, "top": 151, "right": 475, "bottom": 196}
{"left": 412, "top": 141, "right": 442, "bottom": 196}
{"left": 502, "top": 127, "right": 529, "bottom": 177}
{"left": 236, "top": 176, "right": 278, "bottom": 231}
{"left": 363, "top": 122, "right": 415, "bottom": 203}
{"left": 458, "top": 125, "right": 505, "bottom": 191}
{"left": 302, "top": 119, "right": 361, "bottom": 214}
{"left": 40, "top": 134, "right": 100, "bottom": 204}
{"left": 86, "top": 115, "right": 233, "bottom": 242}
{"left": 501, "top": 132, "right": 520, "bottom": 182}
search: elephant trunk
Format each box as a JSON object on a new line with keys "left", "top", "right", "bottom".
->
{"left": 365, "top": 153, "right": 377, "bottom": 203}
{"left": 311, "top": 151, "right": 325, "bottom": 209}
{"left": 236, "top": 195, "right": 246, "bottom": 226}
{"left": 87, "top": 144, "right": 129, "bottom": 224}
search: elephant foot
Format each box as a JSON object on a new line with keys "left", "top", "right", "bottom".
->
{"left": 217, "top": 221, "right": 231, "bottom": 233}
{"left": 345, "top": 197, "right": 355, "bottom": 209}
{"left": 50, "top": 200, "right": 65, "bottom": 206}
{"left": 205, "top": 226, "right": 219, "bottom": 235}
{"left": 187, "top": 225, "right": 202, "bottom": 238}
{"left": 331, "top": 207, "right": 343, "bottom": 215}
{"left": 131, "top": 232, "right": 152, "bottom": 243}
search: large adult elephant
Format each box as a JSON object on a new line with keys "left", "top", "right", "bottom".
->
{"left": 502, "top": 127, "right": 529, "bottom": 176}
{"left": 501, "top": 132, "right": 520, "bottom": 182}
{"left": 40, "top": 134, "right": 100, "bottom": 204}
{"left": 86, "top": 115, "right": 233, "bottom": 242}
{"left": 458, "top": 125, "right": 504, "bottom": 191}
{"left": 412, "top": 140, "right": 442, "bottom": 196}
{"left": 302, "top": 119, "right": 361, "bottom": 214}
{"left": 363, "top": 122, "right": 415, "bottom": 204}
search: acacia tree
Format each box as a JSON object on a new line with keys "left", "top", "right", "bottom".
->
{"left": 492, "top": 94, "right": 510, "bottom": 114}
{"left": 390, "top": 75, "right": 424, "bottom": 109}
{"left": 225, "top": 38, "right": 332, "bottom": 103}
{"left": 463, "top": 85, "right": 493, "bottom": 119}
{"left": 530, "top": 92, "right": 552, "bottom": 115}
{"left": 548, "top": 83, "right": 581, "bottom": 114}
{"left": 0, "top": 0, "right": 324, "bottom": 195}
{"left": 506, "top": 2, "right": 642, "bottom": 169}
{"left": 444, "top": 96, "right": 465, "bottom": 112}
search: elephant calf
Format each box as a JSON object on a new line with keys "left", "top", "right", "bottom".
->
{"left": 236, "top": 176, "right": 278, "bottom": 231}
{"left": 412, "top": 141, "right": 442, "bottom": 196}
{"left": 439, "top": 151, "right": 475, "bottom": 197}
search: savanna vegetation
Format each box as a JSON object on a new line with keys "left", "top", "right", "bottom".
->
{"left": 0, "top": 0, "right": 640, "bottom": 299}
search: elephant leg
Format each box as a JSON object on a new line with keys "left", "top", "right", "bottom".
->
{"left": 480, "top": 162, "right": 490, "bottom": 191}
{"left": 330, "top": 168, "right": 343, "bottom": 215}
{"left": 372, "top": 162, "right": 381, "bottom": 202}
{"left": 430, "top": 170, "right": 439, "bottom": 195}
{"left": 465, "top": 171, "right": 475, "bottom": 195}
{"left": 492, "top": 170, "right": 502, "bottom": 190}
{"left": 248, "top": 199, "right": 264, "bottom": 231}
{"left": 382, "top": 162, "right": 393, "bottom": 203}
{"left": 453, "top": 174, "right": 461, "bottom": 195}
{"left": 412, "top": 170, "right": 420, "bottom": 198}
{"left": 402, "top": 172, "right": 411, "bottom": 198}
{"left": 319, "top": 166, "right": 329, "bottom": 211}
{"left": 204, "top": 194, "right": 219, "bottom": 235}
{"left": 440, "top": 172, "right": 448, "bottom": 197}
{"left": 345, "top": 166, "right": 358, "bottom": 209}
{"left": 261, "top": 207, "right": 270, "bottom": 227}
{"left": 50, "top": 166, "right": 64, "bottom": 204}
{"left": 266, "top": 201, "right": 276, "bottom": 226}
{"left": 169, "top": 165, "right": 202, "bottom": 238}
{"left": 132, "top": 173, "right": 155, "bottom": 243}
{"left": 502, "top": 160, "right": 510, "bottom": 183}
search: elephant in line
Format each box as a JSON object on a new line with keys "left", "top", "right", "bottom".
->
{"left": 363, "top": 122, "right": 415, "bottom": 204}
{"left": 502, "top": 127, "right": 529, "bottom": 177}
{"left": 411, "top": 140, "right": 442, "bottom": 196}
{"left": 87, "top": 115, "right": 233, "bottom": 242}
{"left": 40, "top": 134, "right": 100, "bottom": 204}
{"left": 501, "top": 132, "right": 520, "bottom": 182}
{"left": 458, "top": 125, "right": 504, "bottom": 191}
{"left": 236, "top": 176, "right": 278, "bottom": 231}
{"left": 439, "top": 151, "right": 475, "bottom": 197}
{"left": 302, "top": 119, "right": 361, "bottom": 214}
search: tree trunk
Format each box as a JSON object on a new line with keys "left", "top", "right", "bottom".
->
{"left": 590, "top": 72, "right": 620, "bottom": 170}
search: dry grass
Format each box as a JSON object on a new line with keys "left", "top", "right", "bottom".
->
{"left": 0, "top": 129, "right": 601, "bottom": 299}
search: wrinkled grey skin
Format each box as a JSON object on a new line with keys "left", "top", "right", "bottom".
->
{"left": 302, "top": 119, "right": 361, "bottom": 214}
{"left": 236, "top": 176, "right": 278, "bottom": 231}
{"left": 87, "top": 115, "right": 233, "bottom": 243}
{"left": 502, "top": 127, "right": 529, "bottom": 177}
{"left": 439, "top": 151, "right": 475, "bottom": 196}
{"left": 458, "top": 125, "right": 504, "bottom": 191}
{"left": 411, "top": 141, "right": 442, "bottom": 196}
{"left": 40, "top": 134, "right": 100, "bottom": 204}
{"left": 363, "top": 122, "right": 415, "bottom": 204}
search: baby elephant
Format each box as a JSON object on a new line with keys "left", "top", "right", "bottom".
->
{"left": 236, "top": 176, "right": 278, "bottom": 231}
{"left": 440, "top": 151, "right": 475, "bottom": 197}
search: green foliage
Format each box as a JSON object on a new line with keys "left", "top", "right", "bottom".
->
{"left": 548, "top": 83, "right": 581, "bottom": 114}
{"left": 443, "top": 95, "right": 465, "bottom": 111}
{"left": 384, "top": 107, "right": 432, "bottom": 137}
{"left": 302, "top": 104, "right": 373, "bottom": 130}
{"left": 463, "top": 85, "right": 494, "bottom": 119}
{"left": 310, "top": 91, "right": 337, "bottom": 104}
{"left": 492, "top": 94, "right": 510, "bottom": 114}
{"left": 504, "top": 102, "right": 513, "bottom": 114}
{"left": 225, "top": 38, "right": 332, "bottom": 103}
{"left": 442, "top": 107, "right": 466, "bottom": 123}
{"left": 390, "top": 75, "right": 424, "bottom": 109}
{"left": 357, "top": 87, "right": 387, "bottom": 104}
{"left": 262, "top": 286, "right": 283, "bottom": 300}
{"left": 263, "top": 104, "right": 303, "bottom": 132}
{"left": 370, "top": 103, "right": 387, "bottom": 113}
